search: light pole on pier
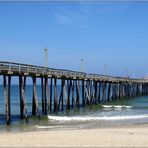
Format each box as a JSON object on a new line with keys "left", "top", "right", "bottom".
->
{"left": 126, "top": 69, "right": 129, "bottom": 78}
{"left": 81, "top": 58, "right": 84, "bottom": 73}
{"left": 44, "top": 48, "right": 48, "bottom": 68}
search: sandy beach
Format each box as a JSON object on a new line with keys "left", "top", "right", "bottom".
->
{"left": 0, "top": 124, "right": 148, "bottom": 147}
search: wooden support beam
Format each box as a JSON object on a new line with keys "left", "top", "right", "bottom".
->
{"left": 62, "top": 79, "right": 65, "bottom": 111}
{"left": 19, "top": 76, "right": 23, "bottom": 119}
{"left": 112, "top": 83, "right": 116, "bottom": 100}
{"left": 102, "top": 82, "right": 107, "bottom": 102}
{"left": 8, "top": 76, "right": 11, "bottom": 124}
{"left": 94, "top": 81, "right": 97, "bottom": 104}
{"left": 90, "top": 81, "right": 93, "bottom": 103}
{"left": 54, "top": 77, "right": 58, "bottom": 112}
{"left": 85, "top": 81, "right": 90, "bottom": 105}
{"left": 44, "top": 77, "right": 48, "bottom": 114}
{"left": 88, "top": 80, "right": 91, "bottom": 104}
{"left": 48, "top": 78, "right": 51, "bottom": 111}
{"left": 115, "top": 83, "right": 118, "bottom": 99}
{"left": 117, "top": 83, "right": 120, "bottom": 99}
{"left": 110, "top": 83, "right": 113, "bottom": 100}
{"left": 107, "top": 82, "right": 111, "bottom": 101}
{"left": 58, "top": 79, "right": 64, "bottom": 111}
{"left": 98, "top": 82, "right": 101, "bottom": 103}
{"left": 118, "top": 83, "right": 121, "bottom": 98}
{"left": 76, "top": 80, "right": 80, "bottom": 108}
{"left": 19, "top": 76, "right": 28, "bottom": 122}
{"left": 49, "top": 78, "right": 52, "bottom": 111}
{"left": 32, "top": 77, "right": 38, "bottom": 116}
{"left": 66, "top": 79, "right": 71, "bottom": 111}
{"left": 72, "top": 80, "right": 76, "bottom": 111}
{"left": 63, "top": 79, "right": 67, "bottom": 111}
{"left": 41, "top": 78, "right": 45, "bottom": 113}
{"left": 23, "top": 76, "right": 28, "bottom": 123}
{"left": 82, "top": 80, "right": 85, "bottom": 106}
{"left": 85, "top": 81, "right": 89, "bottom": 104}
{"left": 71, "top": 80, "right": 74, "bottom": 107}
{"left": 3, "top": 75, "right": 11, "bottom": 125}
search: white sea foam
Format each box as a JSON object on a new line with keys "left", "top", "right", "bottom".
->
{"left": 35, "top": 125, "right": 63, "bottom": 129}
{"left": 123, "top": 105, "right": 133, "bottom": 108}
{"left": 102, "top": 105, "right": 133, "bottom": 109}
{"left": 48, "top": 115, "right": 148, "bottom": 121}
{"left": 102, "top": 105, "right": 113, "bottom": 108}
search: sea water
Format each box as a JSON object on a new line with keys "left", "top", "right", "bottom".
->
{"left": 0, "top": 85, "right": 148, "bottom": 132}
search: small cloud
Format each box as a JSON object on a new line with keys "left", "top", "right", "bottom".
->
{"left": 55, "top": 13, "right": 74, "bottom": 25}
{"left": 79, "top": 1, "right": 92, "bottom": 14}
{"left": 55, "top": 6, "right": 88, "bottom": 30}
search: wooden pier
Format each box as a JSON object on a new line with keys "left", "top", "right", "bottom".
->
{"left": 0, "top": 61, "right": 148, "bottom": 124}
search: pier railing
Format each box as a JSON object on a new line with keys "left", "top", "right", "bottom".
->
{"left": 0, "top": 61, "right": 146, "bottom": 83}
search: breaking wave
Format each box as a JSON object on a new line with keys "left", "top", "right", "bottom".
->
{"left": 48, "top": 114, "right": 148, "bottom": 121}
{"left": 102, "top": 105, "right": 133, "bottom": 109}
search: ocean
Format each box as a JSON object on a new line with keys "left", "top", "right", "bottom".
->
{"left": 0, "top": 85, "right": 148, "bottom": 132}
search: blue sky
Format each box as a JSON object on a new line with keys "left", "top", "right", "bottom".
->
{"left": 0, "top": 1, "right": 148, "bottom": 78}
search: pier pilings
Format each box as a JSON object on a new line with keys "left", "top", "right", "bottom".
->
{"left": 1, "top": 61, "right": 148, "bottom": 124}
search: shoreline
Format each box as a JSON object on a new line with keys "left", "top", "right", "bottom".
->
{"left": 1, "top": 121, "right": 148, "bottom": 134}
{"left": 0, "top": 123, "right": 148, "bottom": 147}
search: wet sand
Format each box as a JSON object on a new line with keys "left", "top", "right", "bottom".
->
{"left": 0, "top": 124, "right": 148, "bottom": 147}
